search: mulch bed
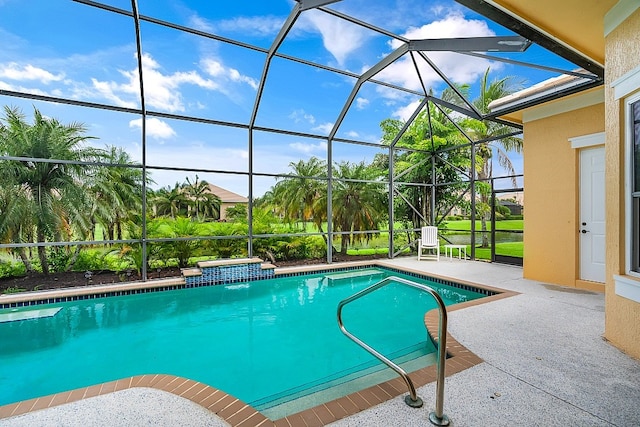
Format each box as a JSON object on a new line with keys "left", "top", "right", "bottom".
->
{"left": 0, "top": 267, "right": 184, "bottom": 294}
{"left": 0, "top": 254, "right": 390, "bottom": 294}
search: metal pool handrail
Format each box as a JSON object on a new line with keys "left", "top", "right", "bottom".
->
{"left": 336, "top": 275, "right": 450, "bottom": 426}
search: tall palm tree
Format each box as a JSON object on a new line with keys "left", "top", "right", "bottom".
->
{"left": 151, "top": 183, "right": 188, "bottom": 218}
{"left": 0, "top": 106, "right": 100, "bottom": 274}
{"left": 0, "top": 185, "right": 35, "bottom": 272}
{"left": 271, "top": 157, "right": 327, "bottom": 226}
{"left": 85, "top": 146, "right": 144, "bottom": 242}
{"left": 464, "top": 68, "right": 524, "bottom": 247}
{"left": 183, "top": 175, "right": 221, "bottom": 221}
{"left": 331, "top": 161, "right": 386, "bottom": 254}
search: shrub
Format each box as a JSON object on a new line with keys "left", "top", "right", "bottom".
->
{"left": 71, "top": 249, "right": 109, "bottom": 272}
{"left": 47, "top": 247, "right": 72, "bottom": 273}
{"left": 496, "top": 205, "right": 511, "bottom": 218}
{"left": 0, "top": 259, "right": 26, "bottom": 279}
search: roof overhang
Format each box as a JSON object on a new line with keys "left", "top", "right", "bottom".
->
{"left": 456, "top": 0, "right": 612, "bottom": 119}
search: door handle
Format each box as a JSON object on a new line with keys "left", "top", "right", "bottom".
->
{"left": 580, "top": 229, "right": 589, "bottom": 234}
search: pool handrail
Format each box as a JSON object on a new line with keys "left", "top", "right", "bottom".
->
{"left": 337, "top": 275, "right": 450, "bottom": 426}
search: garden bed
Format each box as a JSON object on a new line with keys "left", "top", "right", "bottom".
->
{"left": 0, "top": 253, "right": 391, "bottom": 294}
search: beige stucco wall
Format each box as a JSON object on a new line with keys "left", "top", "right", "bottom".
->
{"left": 604, "top": 7, "right": 640, "bottom": 359}
{"left": 523, "top": 104, "right": 604, "bottom": 287}
{"left": 219, "top": 202, "right": 247, "bottom": 221}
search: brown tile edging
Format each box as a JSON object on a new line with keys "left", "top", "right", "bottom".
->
{"left": 0, "top": 375, "right": 272, "bottom": 427}
{"left": 272, "top": 287, "right": 518, "bottom": 427}
{"left": 0, "top": 267, "right": 518, "bottom": 426}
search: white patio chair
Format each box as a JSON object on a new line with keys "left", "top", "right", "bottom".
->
{"left": 418, "top": 226, "right": 440, "bottom": 261}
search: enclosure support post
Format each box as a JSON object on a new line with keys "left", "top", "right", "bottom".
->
{"left": 388, "top": 146, "right": 395, "bottom": 259}
{"left": 470, "top": 143, "right": 476, "bottom": 260}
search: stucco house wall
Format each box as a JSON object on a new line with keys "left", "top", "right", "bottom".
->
{"left": 523, "top": 102, "right": 605, "bottom": 288}
{"left": 604, "top": 6, "right": 640, "bottom": 359}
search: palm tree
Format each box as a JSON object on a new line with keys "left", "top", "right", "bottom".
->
{"left": 114, "top": 214, "right": 163, "bottom": 275}
{"left": 183, "top": 175, "right": 221, "bottom": 221}
{"left": 151, "top": 183, "right": 188, "bottom": 218}
{"left": 160, "top": 216, "right": 201, "bottom": 268}
{"left": 331, "top": 161, "right": 386, "bottom": 254}
{"left": 0, "top": 106, "right": 100, "bottom": 274}
{"left": 0, "top": 185, "right": 35, "bottom": 272}
{"left": 271, "top": 157, "right": 327, "bottom": 226}
{"left": 463, "top": 68, "right": 524, "bottom": 247}
{"left": 85, "top": 146, "right": 144, "bottom": 242}
{"left": 379, "top": 98, "right": 470, "bottom": 231}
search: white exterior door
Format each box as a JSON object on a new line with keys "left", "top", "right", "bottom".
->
{"left": 579, "top": 146, "right": 606, "bottom": 283}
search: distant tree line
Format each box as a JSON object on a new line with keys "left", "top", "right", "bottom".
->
{"left": 0, "top": 68, "right": 522, "bottom": 277}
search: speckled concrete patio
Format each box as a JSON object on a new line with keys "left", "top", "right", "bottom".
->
{"left": 1, "top": 259, "right": 639, "bottom": 426}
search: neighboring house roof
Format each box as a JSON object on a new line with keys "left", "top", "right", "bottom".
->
{"left": 207, "top": 184, "right": 248, "bottom": 204}
{"left": 497, "top": 193, "right": 524, "bottom": 206}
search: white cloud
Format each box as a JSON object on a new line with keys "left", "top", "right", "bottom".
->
{"left": 312, "top": 122, "right": 334, "bottom": 135}
{"left": 0, "top": 80, "right": 48, "bottom": 96}
{"left": 346, "top": 130, "right": 359, "bottom": 138}
{"left": 202, "top": 59, "right": 258, "bottom": 90}
{"left": 189, "top": 12, "right": 284, "bottom": 37}
{"left": 0, "top": 62, "right": 64, "bottom": 83}
{"left": 188, "top": 14, "right": 215, "bottom": 33}
{"left": 301, "top": 9, "right": 370, "bottom": 66}
{"left": 356, "top": 97, "right": 369, "bottom": 110}
{"left": 129, "top": 117, "right": 177, "bottom": 140}
{"left": 88, "top": 77, "right": 138, "bottom": 109}
{"left": 392, "top": 100, "right": 424, "bottom": 122}
{"left": 288, "top": 109, "right": 316, "bottom": 125}
{"left": 377, "top": 13, "right": 499, "bottom": 92}
{"left": 87, "top": 53, "right": 217, "bottom": 112}
{"left": 84, "top": 53, "right": 258, "bottom": 113}
{"left": 289, "top": 140, "right": 327, "bottom": 154}
{"left": 212, "top": 15, "right": 285, "bottom": 36}
{"left": 389, "top": 13, "right": 495, "bottom": 50}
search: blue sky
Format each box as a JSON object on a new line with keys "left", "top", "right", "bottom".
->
{"left": 0, "top": 0, "right": 578, "bottom": 196}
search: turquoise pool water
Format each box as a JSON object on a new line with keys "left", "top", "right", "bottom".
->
{"left": 0, "top": 267, "right": 485, "bottom": 414}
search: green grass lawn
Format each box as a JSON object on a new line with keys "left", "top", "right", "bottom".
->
{"left": 442, "top": 219, "right": 523, "bottom": 231}
{"left": 471, "top": 241, "right": 524, "bottom": 259}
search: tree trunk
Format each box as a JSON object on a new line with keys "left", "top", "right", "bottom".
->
{"left": 16, "top": 248, "right": 34, "bottom": 273}
{"left": 315, "top": 223, "right": 339, "bottom": 256}
{"left": 116, "top": 217, "right": 122, "bottom": 241}
{"left": 340, "top": 230, "right": 349, "bottom": 254}
{"left": 480, "top": 193, "right": 489, "bottom": 248}
{"left": 37, "top": 230, "right": 49, "bottom": 275}
{"left": 66, "top": 245, "right": 82, "bottom": 272}
{"left": 481, "top": 218, "right": 489, "bottom": 248}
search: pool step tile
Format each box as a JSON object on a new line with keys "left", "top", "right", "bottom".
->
{"left": 181, "top": 268, "right": 202, "bottom": 277}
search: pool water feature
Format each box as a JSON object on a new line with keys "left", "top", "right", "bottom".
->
{"left": 0, "top": 267, "right": 486, "bottom": 417}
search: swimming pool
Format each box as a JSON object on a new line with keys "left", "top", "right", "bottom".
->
{"left": 0, "top": 266, "right": 487, "bottom": 417}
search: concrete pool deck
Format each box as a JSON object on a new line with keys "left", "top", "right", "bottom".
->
{"left": 1, "top": 259, "right": 639, "bottom": 426}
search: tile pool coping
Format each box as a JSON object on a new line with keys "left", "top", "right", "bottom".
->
{"left": 0, "top": 260, "right": 500, "bottom": 309}
{"left": 0, "top": 261, "right": 518, "bottom": 426}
